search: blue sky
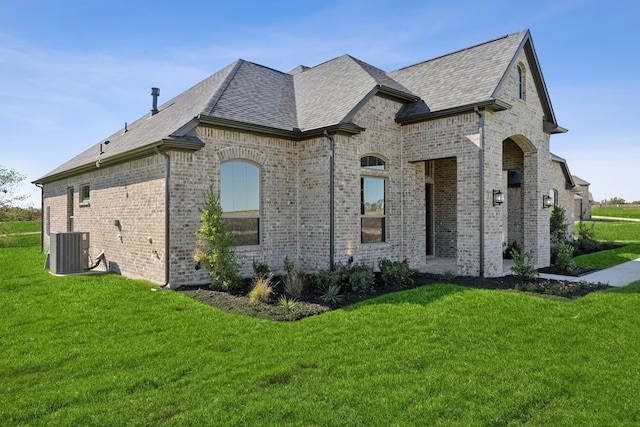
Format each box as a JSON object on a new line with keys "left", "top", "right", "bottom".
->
{"left": 1, "top": 0, "right": 638, "bottom": 206}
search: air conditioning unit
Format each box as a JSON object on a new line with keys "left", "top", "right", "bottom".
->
{"left": 50, "top": 232, "right": 90, "bottom": 274}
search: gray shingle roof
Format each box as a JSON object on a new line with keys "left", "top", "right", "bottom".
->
{"left": 389, "top": 30, "right": 527, "bottom": 114}
{"left": 37, "top": 29, "right": 556, "bottom": 183}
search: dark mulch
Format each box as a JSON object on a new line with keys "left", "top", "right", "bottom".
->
{"left": 177, "top": 272, "right": 605, "bottom": 322}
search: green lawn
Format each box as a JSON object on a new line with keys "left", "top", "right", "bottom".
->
{"left": 0, "top": 220, "right": 41, "bottom": 234}
{"left": 592, "top": 206, "right": 640, "bottom": 219}
{"left": 574, "top": 219, "right": 640, "bottom": 243}
{"left": 2, "top": 243, "right": 640, "bottom": 425}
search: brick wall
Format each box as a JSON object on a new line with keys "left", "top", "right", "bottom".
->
{"left": 43, "top": 156, "right": 167, "bottom": 284}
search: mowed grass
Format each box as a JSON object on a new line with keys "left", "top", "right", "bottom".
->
{"left": 0, "top": 220, "right": 42, "bottom": 234}
{"left": 575, "top": 219, "right": 640, "bottom": 243}
{"left": 593, "top": 206, "right": 640, "bottom": 219}
{"left": 2, "top": 245, "right": 640, "bottom": 425}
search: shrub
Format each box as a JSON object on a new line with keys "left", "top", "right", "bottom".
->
{"left": 320, "top": 284, "right": 342, "bottom": 304}
{"left": 510, "top": 248, "right": 539, "bottom": 281}
{"left": 346, "top": 263, "right": 375, "bottom": 293}
{"left": 550, "top": 205, "right": 569, "bottom": 245}
{"left": 195, "top": 186, "right": 241, "bottom": 290}
{"left": 574, "top": 217, "right": 601, "bottom": 255}
{"left": 283, "top": 264, "right": 305, "bottom": 298}
{"left": 284, "top": 256, "right": 296, "bottom": 276}
{"left": 249, "top": 276, "right": 273, "bottom": 303}
{"left": 378, "top": 259, "right": 414, "bottom": 287}
{"left": 252, "top": 259, "right": 270, "bottom": 279}
{"left": 554, "top": 240, "right": 576, "bottom": 272}
{"left": 311, "top": 269, "right": 342, "bottom": 292}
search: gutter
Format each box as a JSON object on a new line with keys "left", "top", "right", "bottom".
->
{"left": 33, "top": 139, "right": 204, "bottom": 185}
{"left": 475, "top": 107, "right": 485, "bottom": 278}
{"left": 397, "top": 99, "right": 512, "bottom": 125}
{"left": 35, "top": 183, "right": 44, "bottom": 253}
{"left": 324, "top": 130, "right": 335, "bottom": 270}
{"left": 154, "top": 147, "right": 171, "bottom": 289}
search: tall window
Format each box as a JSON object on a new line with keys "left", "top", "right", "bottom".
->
{"left": 220, "top": 160, "right": 260, "bottom": 246}
{"left": 516, "top": 64, "right": 525, "bottom": 100}
{"left": 360, "top": 155, "right": 386, "bottom": 243}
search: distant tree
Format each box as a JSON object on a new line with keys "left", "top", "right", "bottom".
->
{"left": 0, "top": 164, "right": 26, "bottom": 208}
{"left": 607, "top": 197, "right": 626, "bottom": 205}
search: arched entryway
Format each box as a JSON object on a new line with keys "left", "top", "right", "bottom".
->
{"left": 502, "top": 135, "right": 537, "bottom": 255}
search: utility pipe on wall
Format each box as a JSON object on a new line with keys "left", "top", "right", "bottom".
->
{"left": 35, "top": 183, "right": 44, "bottom": 253}
{"left": 324, "top": 130, "right": 335, "bottom": 270}
{"left": 475, "top": 107, "right": 485, "bottom": 278}
{"left": 155, "top": 147, "right": 171, "bottom": 288}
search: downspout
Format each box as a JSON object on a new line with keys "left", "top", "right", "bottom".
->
{"left": 35, "top": 183, "right": 44, "bottom": 253}
{"left": 475, "top": 107, "right": 485, "bottom": 277}
{"left": 155, "top": 147, "right": 171, "bottom": 288}
{"left": 324, "top": 130, "right": 335, "bottom": 270}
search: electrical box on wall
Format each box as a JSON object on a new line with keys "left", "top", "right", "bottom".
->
{"left": 50, "top": 232, "right": 90, "bottom": 274}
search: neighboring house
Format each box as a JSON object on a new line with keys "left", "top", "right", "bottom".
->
{"left": 550, "top": 153, "right": 578, "bottom": 239}
{"left": 34, "top": 30, "right": 567, "bottom": 288}
{"left": 572, "top": 175, "right": 592, "bottom": 220}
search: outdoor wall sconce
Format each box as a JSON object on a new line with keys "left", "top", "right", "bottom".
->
{"left": 493, "top": 190, "right": 505, "bottom": 206}
{"left": 543, "top": 195, "right": 553, "bottom": 209}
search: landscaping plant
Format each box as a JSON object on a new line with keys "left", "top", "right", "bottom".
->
{"left": 509, "top": 247, "right": 539, "bottom": 281}
{"left": 249, "top": 275, "right": 273, "bottom": 303}
{"left": 194, "top": 185, "right": 241, "bottom": 290}
{"left": 378, "top": 258, "right": 414, "bottom": 287}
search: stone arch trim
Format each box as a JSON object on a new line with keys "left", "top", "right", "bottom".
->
{"left": 507, "top": 134, "right": 537, "bottom": 154}
{"left": 358, "top": 141, "right": 390, "bottom": 162}
{"left": 216, "top": 147, "right": 268, "bottom": 166}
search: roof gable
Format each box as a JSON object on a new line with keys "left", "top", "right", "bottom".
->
{"left": 293, "top": 55, "right": 415, "bottom": 131}
{"left": 390, "top": 31, "right": 527, "bottom": 114}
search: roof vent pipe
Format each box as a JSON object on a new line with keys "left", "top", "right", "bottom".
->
{"left": 151, "top": 87, "right": 160, "bottom": 115}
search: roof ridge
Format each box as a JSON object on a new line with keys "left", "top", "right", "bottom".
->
{"left": 394, "top": 30, "right": 527, "bottom": 72}
{"left": 201, "top": 59, "right": 245, "bottom": 115}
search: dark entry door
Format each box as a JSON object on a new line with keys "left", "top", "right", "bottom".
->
{"left": 426, "top": 183, "right": 433, "bottom": 256}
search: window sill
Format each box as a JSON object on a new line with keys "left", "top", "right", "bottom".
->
{"left": 79, "top": 202, "right": 90, "bottom": 207}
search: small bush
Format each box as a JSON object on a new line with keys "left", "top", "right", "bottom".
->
{"left": 320, "top": 284, "right": 342, "bottom": 304}
{"left": 284, "top": 256, "right": 296, "bottom": 276}
{"left": 283, "top": 265, "right": 305, "bottom": 298}
{"left": 554, "top": 240, "right": 576, "bottom": 272}
{"left": 510, "top": 248, "right": 539, "bottom": 281}
{"left": 378, "top": 259, "right": 414, "bottom": 287}
{"left": 346, "top": 263, "right": 375, "bottom": 293}
{"left": 311, "top": 269, "right": 342, "bottom": 292}
{"left": 249, "top": 276, "right": 273, "bottom": 303}
{"left": 252, "top": 259, "right": 270, "bottom": 279}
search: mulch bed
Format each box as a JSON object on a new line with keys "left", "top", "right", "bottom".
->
{"left": 177, "top": 272, "right": 606, "bottom": 322}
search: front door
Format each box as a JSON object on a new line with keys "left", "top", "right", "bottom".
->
{"left": 425, "top": 183, "right": 434, "bottom": 256}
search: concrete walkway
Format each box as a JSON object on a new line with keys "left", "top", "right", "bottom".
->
{"left": 539, "top": 257, "right": 640, "bottom": 287}
{"left": 591, "top": 215, "right": 640, "bottom": 222}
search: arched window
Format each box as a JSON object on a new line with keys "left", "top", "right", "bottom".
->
{"left": 220, "top": 160, "right": 260, "bottom": 246}
{"left": 360, "top": 155, "right": 386, "bottom": 243}
{"left": 516, "top": 64, "right": 525, "bottom": 100}
{"left": 361, "top": 155, "right": 386, "bottom": 170}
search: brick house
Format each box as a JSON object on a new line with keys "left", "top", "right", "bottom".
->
{"left": 549, "top": 153, "right": 578, "bottom": 240}
{"left": 34, "top": 30, "right": 567, "bottom": 288}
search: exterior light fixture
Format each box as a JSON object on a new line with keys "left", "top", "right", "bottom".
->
{"left": 543, "top": 195, "right": 553, "bottom": 209}
{"left": 493, "top": 190, "right": 505, "bottom": 206}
